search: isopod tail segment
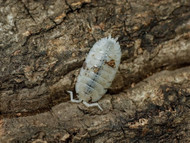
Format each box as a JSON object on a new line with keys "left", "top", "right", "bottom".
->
{"left": 67, "top": 91, "right": 103, "bottom": 111}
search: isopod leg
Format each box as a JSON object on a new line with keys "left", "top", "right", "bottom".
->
{"left": 83, "top": 101, "right": 103, "bottom": 111}
{"left": 67, "top": 91, "right": 82, "bottom": 103}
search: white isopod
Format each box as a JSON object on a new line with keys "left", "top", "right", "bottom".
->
{"left": 67, "top": 35, "right": 121, "bottom": 110}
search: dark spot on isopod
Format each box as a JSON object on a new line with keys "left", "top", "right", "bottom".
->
{"left": 82, "top": 62, "right": 87, "bottom": 69}
{"left": 89, "top": 97, "right": 92, "bottom": 102}
{"left": 92, "top": 66, "right": 101, "bottom": 73}
{"left": 105, "top": 59, "right": 116, "bottom": 68}
{"left": 93, "top": 67, "right": 99, "bottom": 73}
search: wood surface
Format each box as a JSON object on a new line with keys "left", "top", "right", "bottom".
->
{"left": 0, "top": 0, "right": 190, "bottom": 142}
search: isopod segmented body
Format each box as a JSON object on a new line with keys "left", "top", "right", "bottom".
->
{"left": 68, "top": 35, "right": 121, "bottom": 110}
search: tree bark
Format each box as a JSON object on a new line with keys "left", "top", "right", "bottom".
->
{"left": 0, "top": 0, "right": 190, "bottom": 142}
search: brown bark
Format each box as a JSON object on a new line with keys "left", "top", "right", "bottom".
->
{"left": 0, "top": 0, "right": 190, "bottom": 142}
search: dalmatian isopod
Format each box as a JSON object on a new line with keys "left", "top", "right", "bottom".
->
{"left": 67, "top": 35, "right": 121, "bottom": 110}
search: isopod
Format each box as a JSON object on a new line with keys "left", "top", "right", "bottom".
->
{"left": 67, "top": 35, "right": 121, "bottom": 110}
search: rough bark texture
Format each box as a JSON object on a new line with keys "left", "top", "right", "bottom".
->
{"left": 0, "top": 0, "right": 190, "bottom": 142}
